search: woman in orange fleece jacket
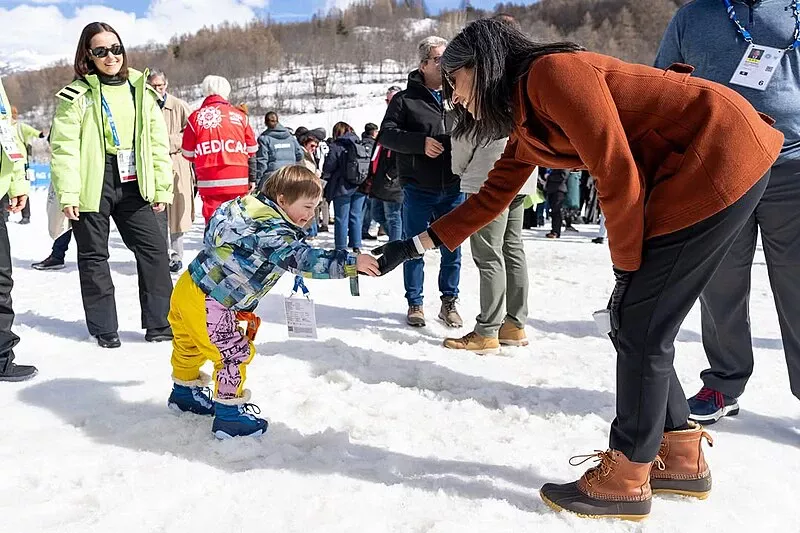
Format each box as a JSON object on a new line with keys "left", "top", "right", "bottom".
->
{"left": 372, "top": 19, "right": 783, "bottom": 521}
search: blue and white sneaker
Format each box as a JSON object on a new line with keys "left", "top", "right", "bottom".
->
{"left": 687, "top": 386, "right": 739, "bottom": 424}
{"left": 212, "top": 390, "right": 268, "bottom": 439}
{"left": 168, "top": 373, "right": 215, "bottom": 416}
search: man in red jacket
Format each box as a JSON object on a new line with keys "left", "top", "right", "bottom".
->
{"left": 182, "top": 75, "right": 258, "bottom": 223}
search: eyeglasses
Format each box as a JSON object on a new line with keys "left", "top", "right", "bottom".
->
{"left": 426, "top": 56, "right": 442, "bottom": 65}
{"left": 89, "top": 44, "right": 124, "bottom": 58}
{"left": 151, "top": 83, "right": 167, "bottom": 90}
{"left": 443, "top": 69, "right": 456, "bottom": 90}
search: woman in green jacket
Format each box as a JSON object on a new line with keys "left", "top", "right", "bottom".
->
{"left": 50, "top": 22, "right": 174, "bottom": 348}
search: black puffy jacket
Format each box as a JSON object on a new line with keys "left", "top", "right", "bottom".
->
{"left": 378, "top": 70, "right": 459, "bottom": 191}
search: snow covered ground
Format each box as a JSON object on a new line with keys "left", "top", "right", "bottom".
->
{"left": 2, "top": 189, "right": 799, "bottom": 532}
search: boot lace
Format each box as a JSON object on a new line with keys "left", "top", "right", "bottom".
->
{"left": 242, "top": 403, "right": 262, "bottom": 416}
{"left": 442, "top": 299, "right": 458, "bottom": 314}
{"left": 569, "top": 450, "right": 617, "bottom": 486}
{"left": 695, "top": 386, "right": 724, "bottom": 407}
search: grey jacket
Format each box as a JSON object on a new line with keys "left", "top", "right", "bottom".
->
{"left": 451, "top": 135, "right": 537, "bottom": 195}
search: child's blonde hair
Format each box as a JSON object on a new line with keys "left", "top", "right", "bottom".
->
{"left": 261, "top": 165, "right": 323, "bottom": 204}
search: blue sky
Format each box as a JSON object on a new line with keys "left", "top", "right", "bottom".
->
{"left": 1, "top": 0, "right": 537, "bottom": 23}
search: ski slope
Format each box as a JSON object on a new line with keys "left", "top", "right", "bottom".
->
{"left": 1, "top": 189, "right": 798, "bottom": 533}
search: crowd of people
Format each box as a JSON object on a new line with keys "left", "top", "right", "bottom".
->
{"left": 0, "top": 0, "right": 798, "bottom": 523}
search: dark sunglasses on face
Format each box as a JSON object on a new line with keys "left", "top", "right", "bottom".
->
{"left": 427, "top": 56, "right": 442, "bottom": 65}
{"left": 89, "top": 44, "right": 124, "bottom": 58}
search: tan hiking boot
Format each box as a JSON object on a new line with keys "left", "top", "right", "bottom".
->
{"left": 540, "top": 450, "right": 652, "bottom": 521}
{"left": 443, "top": 331, "right": 500, "bottom": 355}
{"left": 438, "top": 296, "right": 463, "bottom": 327}
{"left": 651, "top": 421, "right": 713, "bottom": 499}
{"left": 407, "top": 305, "right": 425, "bottom": 327}
{"left": 498, "top": 321, "right": 529, "bottom": 346}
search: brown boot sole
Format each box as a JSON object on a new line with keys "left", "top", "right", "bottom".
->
{"left": 540, "top": 490, "right": 649, "bottom": 522}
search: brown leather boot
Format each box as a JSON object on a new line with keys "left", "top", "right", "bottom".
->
{"left": 498, "top": 321, "right": 529, "bottom": 346}
{"left": 540, "top": 450, "right": 652, "bottom": 521}
{"left": 651, "top": 422, "right": 713, "bottom": 499}
{"left": 442, "top": 331, "right": 500, "bottom": 355}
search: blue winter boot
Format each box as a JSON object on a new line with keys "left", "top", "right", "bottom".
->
{"left": 212, "top": 390, "right": 268, "bottom": 439}
{"left": 168, "top": 372, "right": 215, "bottom": 416}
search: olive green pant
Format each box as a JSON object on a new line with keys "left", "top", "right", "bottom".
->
{"left": 468, "top": 195, "right": 529, "bottom": 338}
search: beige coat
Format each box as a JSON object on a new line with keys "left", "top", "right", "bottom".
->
{"left": 162, "top": 93, "right": 194, "bottom": 234}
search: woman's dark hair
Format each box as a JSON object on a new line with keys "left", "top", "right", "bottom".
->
{"left": 442, "top": 18, "right": 582, "bottom": 145}
{"left": 332, "top": 121, "right": 354, "bottom": 139}
{"left": 73, "top": 22, "right": 129, "bottom": 80}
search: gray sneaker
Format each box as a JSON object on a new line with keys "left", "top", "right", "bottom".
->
{"left": 407, "top": 305, "right": 425, "bottom": 327}
{"left": 439, "top": 296, "right": 463, "bottom": 328}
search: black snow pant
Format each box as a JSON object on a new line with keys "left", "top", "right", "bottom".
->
{"left": 609, "top": 172, "right": 769, "bottom": 463}
{"left": 0, "top": 214, "right": 20, "bottom": 373}
{"left": 70, "top": 155, "right": 173, "bottom": 336}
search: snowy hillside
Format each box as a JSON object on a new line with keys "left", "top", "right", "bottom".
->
{"left": 2, "top": 189, "right": 799, "bottom": 532}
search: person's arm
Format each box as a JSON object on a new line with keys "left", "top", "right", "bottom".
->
{"left": 19, "top": 122, "right": 41, "bottom": 145}
{"left": 181, "top": 118, "right": 196, "bottom": 162}
{"left": 654, "top": 11, "right": 685, "bottom": 69}
{"left": 294, "top": 137, "right": 304, "bottom": 163}
{"left": 49, "top": 98, "right": 84, "bottom": 209}
{"left": 266, "top": 137, "right": 278, "bottom": 173}
{"left": 259, "top": 227, "right": 358, "bottom": 279}
{"left": 254, "top": 134, "right": 269, "bottom": 182}
{"left": 377, "top": 95, "right": 427, "bottom": 154}
{"left": 148, "top": 95, "right": 174, "bottom": 205}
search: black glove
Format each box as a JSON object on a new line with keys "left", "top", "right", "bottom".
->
{"left": 608, "top": 267, "right": 633, "bottom": 338}
{"left": 372, "top": 239, "right": 423, "bottom": 276}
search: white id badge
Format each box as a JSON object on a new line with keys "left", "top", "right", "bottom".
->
{"left": 284, "top": 295, "right": 318, "bottom": 339}
{"left": 116, "top": 149, "right": 138, "bottom": 183}
{"left": 0, "top": 121, "right": 24, "bottom": 162}
{"left": 730, "top": 44, "right": 784, "bottom": 91}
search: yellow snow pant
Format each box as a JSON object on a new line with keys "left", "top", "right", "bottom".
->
{"left": 169, "top": 272, "right": 256, "bottom": 400}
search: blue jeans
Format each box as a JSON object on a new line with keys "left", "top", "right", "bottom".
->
{"left": 52, "top": 229, "right": 72, "bottom": 262}
{"left": 402, "top": 184, "right": 464, "bottom": 306}
{"left": 333, "top": 192, "right": 366, "bottom": 250}
{"left": 371, "top": 199, "right": 403, "bottom": 241}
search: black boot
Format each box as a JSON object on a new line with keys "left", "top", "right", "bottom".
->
{"left": 145, "top": 326, "right": 173, "bottom": 343}
{"left": 0, "top": 353, "right": 38, "bottom": 382}
{"left": 96, "top": 332, "right": 121, "bottom": 349}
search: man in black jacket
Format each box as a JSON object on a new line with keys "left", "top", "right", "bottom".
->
{"left": 379, "top": 36, "right": 463, "bottom": 328}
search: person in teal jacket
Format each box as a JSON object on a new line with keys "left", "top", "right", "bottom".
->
{"left": 0, "top": 76, "right": 37, "bottom": 381}
{"left": 50, "top": 21, "right": 174, "bottom": 349}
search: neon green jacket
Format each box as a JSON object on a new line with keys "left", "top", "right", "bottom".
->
{"left": 0, "top": 78, "right": 30, "bottom": 199}
{"left": 14, "top": 121, "right": 41, "bottom": 161}
{"left": 50, "top": 68, "right": 173, "bottom": 211}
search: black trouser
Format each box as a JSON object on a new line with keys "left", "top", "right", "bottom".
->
{"left": 547, "top": 191, "right": 565, "bottom": 235}
{"left": 700, "top": 160, "right": 800, "bottom": 399}
{"left": 51, "top": 229, "right": 72, "bottom": 262}
{"left": 71, "top": 156, "right": 173, "bottom": 336}
{"left": 609, "top": 172, "right": 769, "bottom": 463}
{"left": 21, "top": 196, "right": 30, "bottom": 220}
{"left": 0, "top": 214, "right": 20, "bottom": 373}
{"left": 547, "top": 191, "right": 567, "bottom": 237}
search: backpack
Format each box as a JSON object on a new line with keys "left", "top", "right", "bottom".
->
{"left": 344, "top": 139, "right": 371, "bottom": 186}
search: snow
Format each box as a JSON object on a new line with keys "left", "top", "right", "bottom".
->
{"left": 2, "top": 189, "right": 799, "bottom": 532}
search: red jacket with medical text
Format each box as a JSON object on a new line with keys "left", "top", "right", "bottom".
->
{"left": 182, "top": 95, "right": 258, "bottom": 197}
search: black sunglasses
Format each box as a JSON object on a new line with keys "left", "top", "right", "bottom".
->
{"left": 89, "top": 44, "right": 124, "bottom": 58}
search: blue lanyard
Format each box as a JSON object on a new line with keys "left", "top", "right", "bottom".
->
{"left": 292, "top": 275, "right": 310, "bottom": 296}
{"left": 722, "top": 0, "right": 800, "bottom": 50}
{"left": 100, "top": 94, "right": 122, "bottom": 147}
{"left": 0, "top": 97, "right": 7, "bottom": 117}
